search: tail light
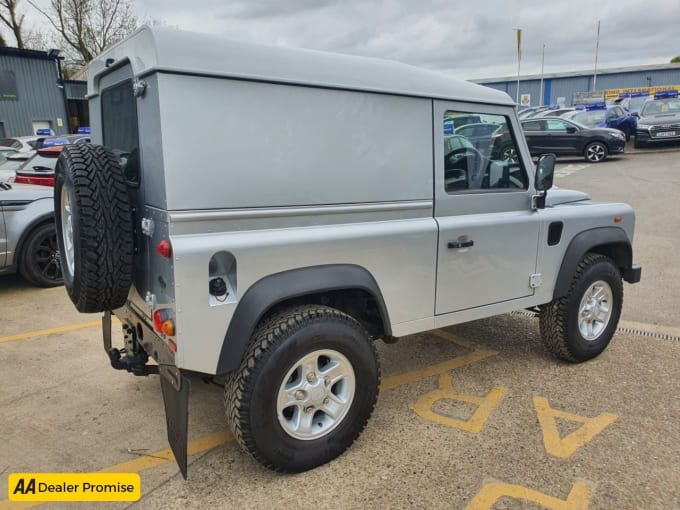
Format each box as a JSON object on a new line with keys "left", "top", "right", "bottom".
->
{"left": 153, "top": 309, "right": 175, "bottom": 337}
{"left": 157, "top": 239, "right": 172, "bottom": 258}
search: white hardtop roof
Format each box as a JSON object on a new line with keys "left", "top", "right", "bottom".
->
{"left": 89, "top": 26, "right": 514, "bottom": 106}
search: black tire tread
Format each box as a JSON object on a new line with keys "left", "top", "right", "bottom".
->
{"left": 224, "top": 304, "right": 380, "bottom": 472}
{"left": 539, "top": 253, "right": 621, "bottom": 362}
{"left": 55, "top": 144, "right": 134, "bottom": 312}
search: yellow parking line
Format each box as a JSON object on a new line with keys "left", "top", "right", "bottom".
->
{"left": 0, "top": 321, "right": 102, "bottom": 344}
{"left": 0, "top": 329, "right": 496, "bottom": 508}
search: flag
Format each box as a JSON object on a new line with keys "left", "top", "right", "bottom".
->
{"left": 516, "top": 29, "right": 522, "bottom": 62}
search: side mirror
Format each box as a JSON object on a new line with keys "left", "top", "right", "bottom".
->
{"left": 535, "top": 153, "right": 556, "bottom": 191}
{"left": 566, "top": 126, "right": 577, "bottom": 134}
{"left": 533, "top": 154, "right": 556, "bottom": 210}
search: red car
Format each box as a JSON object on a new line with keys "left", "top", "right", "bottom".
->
{"left": 13, "top": 146, "right": 64, "bottom": 187}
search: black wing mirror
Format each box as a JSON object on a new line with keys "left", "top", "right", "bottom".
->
{"left": 533, "top": 154, "right": 556, "bottom": 209}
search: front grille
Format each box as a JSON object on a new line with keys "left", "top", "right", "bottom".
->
{"left": 651, "top": 123, "right": 680, "bottom": 132}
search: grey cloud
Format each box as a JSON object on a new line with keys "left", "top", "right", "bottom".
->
{"left": 134, "top": 0, "right": 680, "bottom": 79}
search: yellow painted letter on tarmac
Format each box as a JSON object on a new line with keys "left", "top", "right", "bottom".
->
{"left": 465, "top": 480, "right": 594, "bottom": 510}
{"left": 412, "top": 373, "right": 507, "bottom": 433}
{"left": 533, "top": 396, "right": 618, "bottom": 459}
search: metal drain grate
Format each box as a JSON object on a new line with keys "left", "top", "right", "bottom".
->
{"left": 510, "top": 311, "right": 680, "bottom": 343}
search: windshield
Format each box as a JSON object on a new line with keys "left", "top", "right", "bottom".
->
{"left": 569, "top": 111, "right": 605, "bottom": 127}
{"left": 641, "top": 98, "right": 680, "bottom": 116}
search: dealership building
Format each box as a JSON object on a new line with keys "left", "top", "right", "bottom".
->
{"left": 0, "top": 46, "right": 88, "bottom": 138}
{"left": 474, "top": 63, "right": 680, "bottom": 107}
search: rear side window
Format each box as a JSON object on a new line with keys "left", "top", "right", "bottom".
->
{"left": 101, "top": 80, "right": 140, "bottom": 186}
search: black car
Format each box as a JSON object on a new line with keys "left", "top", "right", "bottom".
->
{"left": 521, "top": 117, "right": 626, "bottom": 163}
{"left": 634, "top": 91, "right": 680, "bottom": 148}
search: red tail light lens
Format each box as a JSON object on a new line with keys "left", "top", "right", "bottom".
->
{"left": 153, "top": 310, "right": 165, "bottom": 332}
{"left": 157, "top": 240, "right": 172, "bottom": 258}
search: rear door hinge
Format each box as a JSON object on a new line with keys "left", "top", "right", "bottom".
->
{"left": 141, "top": 217, "right": 155, "bottom": 237}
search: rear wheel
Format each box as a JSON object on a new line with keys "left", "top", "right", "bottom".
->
{"left": 584, "top": 141, "right": 608, "bottom": 162}
{"left": 19, "top": 222, "right": 62, "bottom": 287}
{"left": 54, "top": 144, "right": 134, "bottom": 313}
{"left": 225, "top": 305, "right": 380, "bottom": 472}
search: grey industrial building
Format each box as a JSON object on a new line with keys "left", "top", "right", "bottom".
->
{"left": 0, "top": 46, "right": 88, "bottom": 138}
{"left": 474, "top": 63, "right": 680, "bottom": 107}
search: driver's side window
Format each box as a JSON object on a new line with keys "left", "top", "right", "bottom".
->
{"left": 443, "top": 110, "right": 528, "bottom": 194}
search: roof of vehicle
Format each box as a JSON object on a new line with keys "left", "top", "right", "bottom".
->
{"left": 88, "top": 26, "right": 515, "bottom": 106}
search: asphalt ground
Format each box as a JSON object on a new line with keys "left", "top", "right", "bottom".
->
{"left": 0, "top": 146, "right": 679, "bottom": 510}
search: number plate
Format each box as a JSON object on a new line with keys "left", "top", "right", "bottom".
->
{"left": 655, "top": 131, "right": 678, "bottom": 137}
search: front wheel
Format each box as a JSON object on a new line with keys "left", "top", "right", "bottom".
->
{"left": 539, "top": 254, "right": 623, "bottom": 362}
{"left": 584, "top": 141, "right": 608, "bottom": 163}
{"left": 224, "top": 305, "right": 380, "bottom": 472}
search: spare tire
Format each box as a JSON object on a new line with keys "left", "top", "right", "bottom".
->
{"left": 54, "top": 144, "right": 134, "bottom": 313}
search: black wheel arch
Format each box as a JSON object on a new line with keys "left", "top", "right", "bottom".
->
{"left": 553, "top": 227, "right": 634, "bottom": 299}
{"left": 216, "top": 264, "right": 391, "bottom": 375}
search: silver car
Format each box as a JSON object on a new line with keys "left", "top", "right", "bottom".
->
{"left": 0, "top": 182, "right": 62, "bottom": 287}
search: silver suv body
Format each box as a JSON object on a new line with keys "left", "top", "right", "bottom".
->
{"left": 55, "top": 27, "right": 641, "bottom": 478}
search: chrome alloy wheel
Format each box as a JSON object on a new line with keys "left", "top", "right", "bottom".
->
{"left": 578, "top": 280, "right": 613, "bottom": 341}
{"left": 276, "top": 349, "right": 355, "bottom": 441}
{"left": 586, "top": 143, "right": 606, "bottom": 162}
{"left": 60, "top": 186, "right": 75, "bottom": 276}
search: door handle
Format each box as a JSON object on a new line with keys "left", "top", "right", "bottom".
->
{"left": 448, "top": 240, "right": 474, "bottom": 249}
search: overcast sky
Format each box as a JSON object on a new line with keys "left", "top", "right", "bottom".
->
{"left": 26, "top": 0, "right": 680, "bottom": 80}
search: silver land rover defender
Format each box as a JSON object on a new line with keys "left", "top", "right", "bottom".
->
{"left": 55, "top": 26, "right": 641, "bottom": 478}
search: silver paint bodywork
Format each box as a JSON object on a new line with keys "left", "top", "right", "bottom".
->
{"left": 0, "top": 183, "right": 54, "bottom": 274}
{"left": 88, "top": 27, "right": 637, "bottom": 375}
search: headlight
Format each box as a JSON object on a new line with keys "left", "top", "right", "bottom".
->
{"left": 636, "top": 123, "right": 651, "bottom": 130}
{"left": 613, "top": 132, "right": 625, "bottom": 140}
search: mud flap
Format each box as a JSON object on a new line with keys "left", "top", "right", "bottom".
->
{"left": 159, "top": 365, "right": 191, "bottom": 479}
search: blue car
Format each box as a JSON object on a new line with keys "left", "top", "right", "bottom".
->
{"left": 563, "top": 103, "right": 637, "bottom": 141}
{"left": 615, "top": 92, "right": 649, "bottom": 117}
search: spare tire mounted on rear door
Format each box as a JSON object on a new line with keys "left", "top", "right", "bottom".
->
{"left": 54, "top": 144, "right": 135, "bottom": 313}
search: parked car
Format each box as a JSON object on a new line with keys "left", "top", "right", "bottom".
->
{"left": 0, "top": 146, "right": 18, "bottom": 161}
{"left": 0, "top": 153, "right": 31, "bottom": 183}
{"left": 13, "top": 146, "right": 63, "bottom": 186}
{"left": 443, "top": 114, "right": 483, "bottom": 134}
{"left": 633, "top": 90, "right": 680, "bottom": 148}
{"left": 57, "top": 26, "right": 641, "bottom": 478}
{"left": 614, "top": 92, "right": 649, "bottom": 117}
{"left": 0, "top": 135, "right": 41, "bottom": 153}
{"left": 534, "top": 108, "right": 576, "bottom": 118}
{"left": 489, "top": 123, "right": 518, "bottom": 161}
{"left": 0, "top": 182, "right": 62, "bottom": 287}
{"left": 563, "top": 103, "right": 637, "bottom": 141}
{"left": 34, "top": 134, "right": 90, "bottom": 149}
{"left": 518, "top": 106, "right": 551, "bottom": 119}
{"left": 521, "top": 117, "right": 626, "bottom": 162}
{"left": 453, "top": 122, "right": 502, "bottom": 155}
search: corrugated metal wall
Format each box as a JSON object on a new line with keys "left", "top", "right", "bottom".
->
{"left": 64, "top": 80, "right": 87, "bottom": 100}
{"left": 0, "top": 53, "right": 68, "bottom": 137}
{"left": 480, "top": 66, "right": 680, "bottom": 107}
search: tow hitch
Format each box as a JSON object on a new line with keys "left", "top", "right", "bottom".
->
{"left": 108, "top": 347, "right": 158, "bottom": 376}
{"left": 102, "top": 310, "right": 191, "bottom": 479}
